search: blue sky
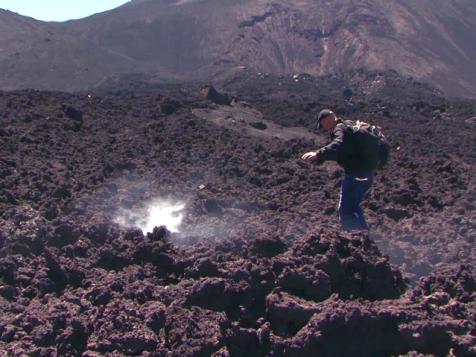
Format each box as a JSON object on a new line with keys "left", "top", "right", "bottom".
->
{"left": 0, "top": 0, "right": 131, "bottom": 22}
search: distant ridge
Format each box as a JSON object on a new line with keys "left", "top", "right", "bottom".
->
{"left": 0, "top": 0, "right": 475, "bottom": 97}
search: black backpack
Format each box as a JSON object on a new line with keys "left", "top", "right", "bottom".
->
{"left": 346, "top": 120, "right": 390, "bottom": 170}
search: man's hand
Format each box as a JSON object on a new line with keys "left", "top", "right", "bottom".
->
{"left": 301, "top": 151, "right": 318, "bottom": 161}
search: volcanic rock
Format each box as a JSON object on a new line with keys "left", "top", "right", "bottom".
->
{"left": 0, "top": 73, "right": 474, "bottom": 356}
{"left": 203, "top": 85, "right": 233, "bottom": 106}
{"left": 382, "top": 207, "right": 412, "bottom": 221}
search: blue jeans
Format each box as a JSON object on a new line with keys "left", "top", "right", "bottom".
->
{"left": 338, "top": 171, "right": 373, "bottom": 231}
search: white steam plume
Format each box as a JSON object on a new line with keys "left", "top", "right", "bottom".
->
{"left": 115, "top": 198, "right": 186, "bottom": 234}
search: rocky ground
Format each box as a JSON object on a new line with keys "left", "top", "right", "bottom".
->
{"left": 0, "top": 70, "right": 475, "bottom": 356}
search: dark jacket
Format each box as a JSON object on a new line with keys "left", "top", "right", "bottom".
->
{"left": 315, "top": 119, "right": 374, "bottom": 173}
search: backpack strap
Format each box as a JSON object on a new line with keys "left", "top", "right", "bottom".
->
{"left": 353, "top": 120, "right": 386, "bottom": 139}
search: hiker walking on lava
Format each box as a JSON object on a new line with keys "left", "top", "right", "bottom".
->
{"left": 301, "top": 109, "right": 389, "bottom": 231}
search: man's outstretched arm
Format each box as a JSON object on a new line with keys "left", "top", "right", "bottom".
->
{"left": 301, "top": 124, "right": 346, "bottom": 164}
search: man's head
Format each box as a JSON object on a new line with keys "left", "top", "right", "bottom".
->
{"left": 317, "top": 109, "right": 337, "bottom": 131}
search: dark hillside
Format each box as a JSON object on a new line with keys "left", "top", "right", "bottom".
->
{"left": 1, "top": 0, "right": 476, "bottom": 97}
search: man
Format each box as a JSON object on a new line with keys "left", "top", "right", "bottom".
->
{"left": 302, "top": 109, "right": 374, "bottom": 231}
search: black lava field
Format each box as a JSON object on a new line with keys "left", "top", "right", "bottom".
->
{"left": 0, "top": 71, "right": 475, "bottom": 356}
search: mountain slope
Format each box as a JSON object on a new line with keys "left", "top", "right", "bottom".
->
{"left": 0, "top": 0, "right": 475, "bottom": 97}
